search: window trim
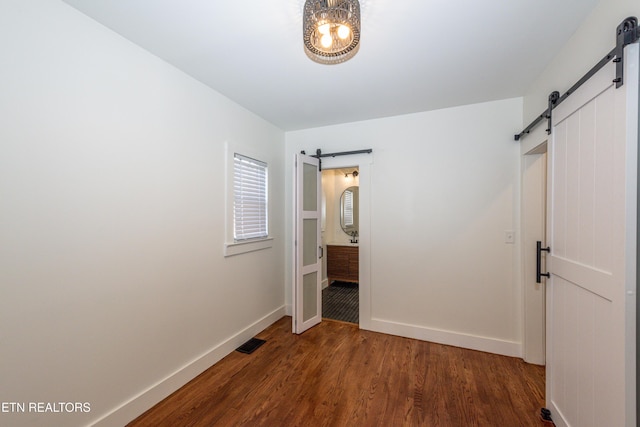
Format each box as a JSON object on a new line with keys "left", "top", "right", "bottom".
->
{"left": 224, "top": 236, "right": 274, "bottom": 257}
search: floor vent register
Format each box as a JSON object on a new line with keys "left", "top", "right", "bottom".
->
{"left": 236, "top": 338, "right": 266, "bottom": 354}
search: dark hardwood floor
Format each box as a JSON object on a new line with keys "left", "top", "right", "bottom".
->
{"left": 129, "top": 317, "right": 546, "bottom": 427}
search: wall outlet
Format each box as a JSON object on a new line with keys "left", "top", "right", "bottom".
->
{"left": 505, "top": 230, "right": 515, "bottom": 244}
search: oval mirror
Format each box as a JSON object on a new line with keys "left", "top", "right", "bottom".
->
{"left": 340, "top": 186, "right": 359, "bottom": 238}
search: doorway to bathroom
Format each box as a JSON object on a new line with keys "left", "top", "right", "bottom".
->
{"left": 321, "top": 167, "right": 360, "bottom": 324}
{"left": 292, "top": 151, "right": 372, "bottom": 334}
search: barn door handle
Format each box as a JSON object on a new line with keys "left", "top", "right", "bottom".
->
{"left": 536, "top": 241, "right": 551, "bottom": 283}
{"left": 319, "top": 246, "right": 324, "bottom": 259}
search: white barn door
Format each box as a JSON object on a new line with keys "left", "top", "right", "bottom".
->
{"left": 546, "top": 44, "right": 638, "bottom": 427}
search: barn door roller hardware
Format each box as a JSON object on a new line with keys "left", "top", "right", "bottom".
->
{"left": 545, "top": 91, "right": 560, "bottom": 135}
{"left": 614, "top": 17, "right": 639, "bottom": 87}
{"left": 301, "top": 148, "right": 373, "bottom": 171}
{"left": 515, "top": 16, "right": 638, "bottom": 141}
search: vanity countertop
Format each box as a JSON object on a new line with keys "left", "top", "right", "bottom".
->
{"left": 326, "top": 242, "right": 359, "bottom": 247}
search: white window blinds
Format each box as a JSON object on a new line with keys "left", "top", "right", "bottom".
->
{"left": 343, "top": 189, "right": 354, "bottom": 226}
{"left": 233, "top": 153, "right": 268, "bottom": 241}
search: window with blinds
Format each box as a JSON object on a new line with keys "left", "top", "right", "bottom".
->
{"left": 343, "top": 189, "right": 354, "bottom": 226}
{"left": 233, "top": 153, "right": 268, "bottom": 241}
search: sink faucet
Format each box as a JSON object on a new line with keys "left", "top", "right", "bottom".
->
{"left": 350, "top": 231, "right": 358, "bottom": 244}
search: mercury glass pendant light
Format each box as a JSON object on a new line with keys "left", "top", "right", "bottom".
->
{"left": 303, "top": 0, "right": 361, "bottom": 65}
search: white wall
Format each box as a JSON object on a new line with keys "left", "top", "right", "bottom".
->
{"left": 0, "top": 1, "right": 285, "bottom": 426}
{"left": 286, "top": 98, "right": 524, "bottom": 356}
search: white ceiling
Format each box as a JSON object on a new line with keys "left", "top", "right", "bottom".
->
{"left": 61, "top": 0, "right": 598, "bottom": 131}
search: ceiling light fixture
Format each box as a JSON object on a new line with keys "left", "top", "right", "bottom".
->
{"left": 303, "top": 0, "right": 361, "bottom": 65}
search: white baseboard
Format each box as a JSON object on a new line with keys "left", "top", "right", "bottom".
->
{"left": 367, "top": 318, "right": 522, "bottom": 358}
{"left": 91, "top": 306, "right": 286, "bottom": 427}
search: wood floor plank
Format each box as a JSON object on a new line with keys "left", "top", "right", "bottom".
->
{"left": 128, "top": 317, "right": 547, "bottom": 427}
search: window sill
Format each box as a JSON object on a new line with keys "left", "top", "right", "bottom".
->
{"left": 224, "top": 237, "right": 274, "bottom": 257}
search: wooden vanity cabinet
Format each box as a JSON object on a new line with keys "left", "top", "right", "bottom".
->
{"left": 327, "top": 245, "right": 359, "bottom": 283}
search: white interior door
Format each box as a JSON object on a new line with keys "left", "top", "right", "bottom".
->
{"left": 293, "top": 153, "right": 322, "bottom": 334}
{"left": 546, "top": 44, "right": 637, "bottom": 427}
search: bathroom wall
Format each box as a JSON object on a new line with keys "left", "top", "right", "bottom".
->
{"left": 322, "top": 169, "right": 360, "bottom": 245}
